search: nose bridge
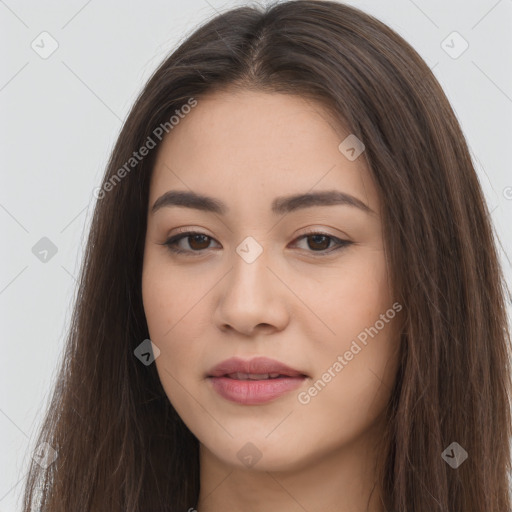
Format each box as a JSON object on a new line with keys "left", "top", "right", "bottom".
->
{"left": 229, "top": 236, "right": 272, "bottom": 300}
{"left": 213, "top": 236, "right": 289, "bottom": 334}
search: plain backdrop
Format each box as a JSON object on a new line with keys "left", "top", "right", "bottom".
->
{"left": 1, "top": 0, "right": 511, "bottom": 510}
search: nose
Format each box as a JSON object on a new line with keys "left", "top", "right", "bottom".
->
{"left": 212, "top": 248, "right": 290, "bottom": 337}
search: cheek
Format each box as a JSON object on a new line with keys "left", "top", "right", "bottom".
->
{"left": 142, "top": 248, "right": 202, "bottom": 341}
{"left": 142, "top": 276, "right": 175, "bottom": 341}
{"left": 340, "top": 248, "right": 391, "bottom": 310}
{"left": 142, "top": 273, "right": 198, "bottom": 421}
{"left": 142, "top": 255, "right": 209, "bottom": 407}
{"left": 298, "top": 318, "right": 399, "bottom": 450}
{"left": 302, "top": 248, "right": 393, "bottom": 348}
{"left": 298, "top": 250, "right": 398, "bottom": 418}
{"left": 143, "top": 278, "right": 197, "bottom": 358}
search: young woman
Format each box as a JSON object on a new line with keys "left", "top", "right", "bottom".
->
{"left": 22, "top": 1, "right": 512, "bottom": 511}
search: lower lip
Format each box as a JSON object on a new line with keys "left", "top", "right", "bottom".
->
{"left": 208, "top": 376, "right": 306, "bottom": 405}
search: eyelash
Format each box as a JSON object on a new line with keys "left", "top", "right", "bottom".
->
{"left": 161, "top": 230, "right": 352, "bottom": 256}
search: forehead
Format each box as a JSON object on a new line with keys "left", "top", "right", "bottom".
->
{"left": 149, "top": 89, "right": 379, "bottom": 215}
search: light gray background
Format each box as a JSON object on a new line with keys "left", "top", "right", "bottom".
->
{"left": 1, "top": 0, "right": 511, "bottom": 510}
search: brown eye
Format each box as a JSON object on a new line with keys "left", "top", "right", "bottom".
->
{"left": 306, "top": 234, "right": 331, "bottom": 251}
{"left": 163, "top": 232, "right": 219, "bottom": 254}
{"left": 293, "top": 232, "right": 352, "bottom": 254}
{"left": 188, "top": 234, "right": 211, "bottom": 250}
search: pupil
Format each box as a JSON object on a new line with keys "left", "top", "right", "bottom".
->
{"left": 189, "top": 234, "right": 209, "bottom": 250}
{"left": 308, "top": 235, "right": 329, "bottom": 250}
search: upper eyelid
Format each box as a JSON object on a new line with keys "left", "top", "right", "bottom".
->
{"left": 168, "top": 225, "right": 350, "bottom": 240}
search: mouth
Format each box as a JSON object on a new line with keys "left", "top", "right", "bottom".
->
{"left": 222, "top": 372, "right": 297, "bottom": 380}
{"left": 207, "top": 357, "right": 308, "bottom": 405}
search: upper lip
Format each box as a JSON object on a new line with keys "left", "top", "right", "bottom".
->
{"left": 207, "top": 357, "right": 307, "bottom": 378}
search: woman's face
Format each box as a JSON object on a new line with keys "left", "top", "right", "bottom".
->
{"left": 142, "top": 90, "right": 401, "bottom": 472}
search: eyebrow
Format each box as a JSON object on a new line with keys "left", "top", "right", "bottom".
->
{"left": 151, "top": 189, "right": 373, "bottom": 216}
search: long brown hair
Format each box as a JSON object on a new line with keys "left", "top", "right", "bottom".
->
{"left": 22, "top": 1, "right": 512, "bottom": 510}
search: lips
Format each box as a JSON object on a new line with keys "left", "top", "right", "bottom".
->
{"left": 207, "top": 357, "right": 308, "bottom": 405}
{"left": 225, "top": 372, "right": 283, "bottom": 380}
{"left": 208, "top": 356, "right": 306, "bottom": 378}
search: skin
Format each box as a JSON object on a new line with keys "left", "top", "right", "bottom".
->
{"left": 142, "top": 89, "right": 401, "bottom": 512}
